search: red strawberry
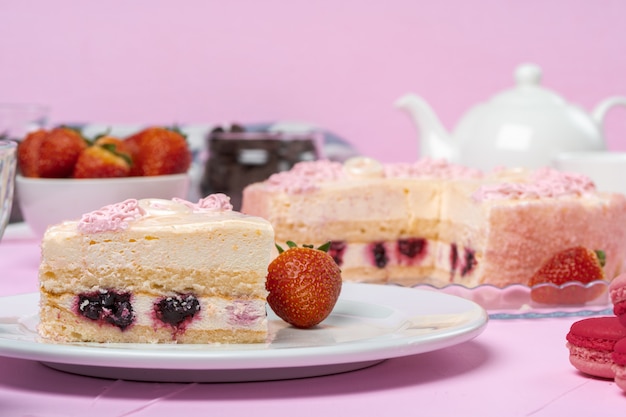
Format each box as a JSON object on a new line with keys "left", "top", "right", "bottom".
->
{"left": 266, "top": 241, "right": 342, "bottom": 329}
{"left": 37, "top": 127, "right": 88, "bottom": 178}
{"left": 124, "top": 126, "right": 191, "bottom": 176}
{"left": 17, "top": 129, "right": 47, "bottom": 177}
{"left": 93, "top": 135, "right": 133, "bottom": 159}
{"left": 528, "top": 246, "right": 606, "bottom": 305}
{"left": 72, "top": 137, "right": 132, "bottom": 178}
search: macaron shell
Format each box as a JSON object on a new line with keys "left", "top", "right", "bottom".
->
{"left": 566, "top": 317, "right": 626, "bottom": 379}
{"left": 568, "top": 345, "right": 615, "bottom": 379}
{"left": 567, "top": 316, "right": 626, "bottom": 343}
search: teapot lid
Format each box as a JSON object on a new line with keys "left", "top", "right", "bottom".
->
{"left": 489, "top": 64, "right": 566, "bottom": 106}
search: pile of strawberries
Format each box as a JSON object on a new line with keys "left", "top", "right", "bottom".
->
{"left": 17, "top": 126, "right": 192, "bottom": 179}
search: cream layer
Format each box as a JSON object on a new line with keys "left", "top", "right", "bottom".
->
{"left": 42, "top": 212, "right": 274, "bottom": 275}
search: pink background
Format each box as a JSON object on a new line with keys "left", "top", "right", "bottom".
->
{"left": 1, "top": 0, "right": 626, "bottom": 163}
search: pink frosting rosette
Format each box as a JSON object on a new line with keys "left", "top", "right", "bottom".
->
{"left": 173, "top": 193, "right": 233, "bottom": 212}
{"left": 78, "top": 199, "right": 145, "bottom": 233}
{"left": 473, "top": 167, "right": 596, "bottom": 201}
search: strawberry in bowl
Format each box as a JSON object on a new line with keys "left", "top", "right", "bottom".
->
{"left": 18, "top": 126, "right": 87, "bottom": 178}
{"left": 125, "top": 126, "right": 191, "bottom": 176}
{"left": 72, "top": 136, "right": 133, "bottom": 178}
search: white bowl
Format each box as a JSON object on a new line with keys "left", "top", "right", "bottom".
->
{"left": 16, "top": 174, "right": 190, "bottom": 237}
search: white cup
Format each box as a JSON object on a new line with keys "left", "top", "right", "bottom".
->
{"left": 552, "top": 151, "right": 626, "bottom": 194}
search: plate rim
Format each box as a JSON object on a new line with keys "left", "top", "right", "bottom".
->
{"left": 0, "top": 283, "right": 488, "bottom": 371}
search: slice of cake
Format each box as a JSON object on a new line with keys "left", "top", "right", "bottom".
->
{"left": 38, "top": 194, "right": 275, "bottom": 344}
{"left": 241, "top": 158, "right": 626, "bottom": 289}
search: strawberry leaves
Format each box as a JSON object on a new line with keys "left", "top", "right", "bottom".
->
{"left": 276, "top": 241, "right": 331, "bottom": 254}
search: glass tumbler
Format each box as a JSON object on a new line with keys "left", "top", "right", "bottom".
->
{"left": 0, "top": 140, "right": 17, "bottom": 240}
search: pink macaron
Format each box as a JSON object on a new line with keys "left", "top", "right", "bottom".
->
{"left": 566, "top": 316, "right": 626, "bottom": 379}
{"left": 609, "top": 273, "right": 626, "bottom": 327}
{"left": 612, "top": 337, "right": 626, "bottom": 392}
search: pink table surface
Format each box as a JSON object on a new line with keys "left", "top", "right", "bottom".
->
{"left": 1, "top": 224, "right": 624, "bottom": 417}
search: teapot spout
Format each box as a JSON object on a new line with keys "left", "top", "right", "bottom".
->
{"left": 394, "top": 94, "right": 457, "bottom": 161}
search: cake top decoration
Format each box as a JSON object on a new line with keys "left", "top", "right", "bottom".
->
{"left": 473, "top": 167, "right": 596, "bottom": 201}
{"left": 78, "top": 194, "right": 234, "bottom": 233}
{"left": 343, "top": 157, "right": 384, "bottom": 178}
{"left": 174, "top": 193, "right": 234, "bottom": 212}
{"left": 265, "top": 160, "right": 344, "bottom": 193}
{"left": 384, "top": 158, "right": 483, "bottom": 179}
{"left": 264, "top": 158, "right": 484, "bottom": 193}
{"left": 78, "top": 199, "right": 145, "bottom": 233}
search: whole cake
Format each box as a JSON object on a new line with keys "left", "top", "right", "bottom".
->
{"left": 38, "top": 194, "right": 275, "bottom": 344}
{"left": 241, "top": 157, "right": 626, "bottom": 289}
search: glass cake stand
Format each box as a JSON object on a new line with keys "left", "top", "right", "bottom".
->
{"left": 409, "top": 280, "right": 612, "bottom": 320}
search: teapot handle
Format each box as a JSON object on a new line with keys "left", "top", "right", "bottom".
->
{"left": 592, "top": 96, "right": 626, "bottom": 127}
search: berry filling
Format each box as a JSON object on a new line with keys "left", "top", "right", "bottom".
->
{"left": 449, "top": 243, "right": 477, "bottom": 279}
{"left": 450, "top": 243, "right": 459, "bottom": 274}
{"left": 77, "top": 290, "right": 135, "bottom": 330}
{"left": 396, "top": 238, "right": 427, "bottom": 265}
{"left": 370, "top": 242, "right": 388, "bottom": 268}
{"left": 329, "top": 240, "right": 347, "bottom": 266}
{"left": 460, "top": 248, "right": 477, "bottom": 276}
{"left": 154, "top": 294, "right": 201, "bottom": 328}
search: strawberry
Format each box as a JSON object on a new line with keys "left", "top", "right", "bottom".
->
{"left": 17, "top": 129, "right": 47, "bottom": 177}
{"left": 266, "top": 241, "right": 342, "bottom": 329}
{"left": 528, "top": 246, "right": 606, "bottom": 305}
{"left": 124, "top": 126, "right": 191, "bottom": 176}
{"left": 72, "top": 137, "right": 133, "bottom": 178}
{"left": 38, "top": 127, "right": 88, "bottom": 178}
{"left": 93, "top": 135, "right": 133, "bottom": 160}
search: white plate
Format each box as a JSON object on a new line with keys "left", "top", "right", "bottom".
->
{"left": 0, "top": 283, "right": 487, "bottom": 382}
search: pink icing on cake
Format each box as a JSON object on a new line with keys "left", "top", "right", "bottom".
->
{"left": 174, "top": 193, "right": 233, "bottom": 212}
{"left": 472, "top": 167, "right": 596, "bottom": 201}
{"left": 265, "top": 160, "right": 344, "bottom": 193}
{"left": 265, "top": 158, "right": 483, "bottom": 193}
{"left": 383, "top": 158, "right": 483, "bottom": 179}
{"left": 78, "top": 195, "right": 234, "bottom": 234}
{"left": 78, "top": 199, "right": 145, "bottom": 233}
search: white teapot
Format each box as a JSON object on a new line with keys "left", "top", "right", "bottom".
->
{"left": 395, "top": 64, "right": 626, "bottom": 171}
